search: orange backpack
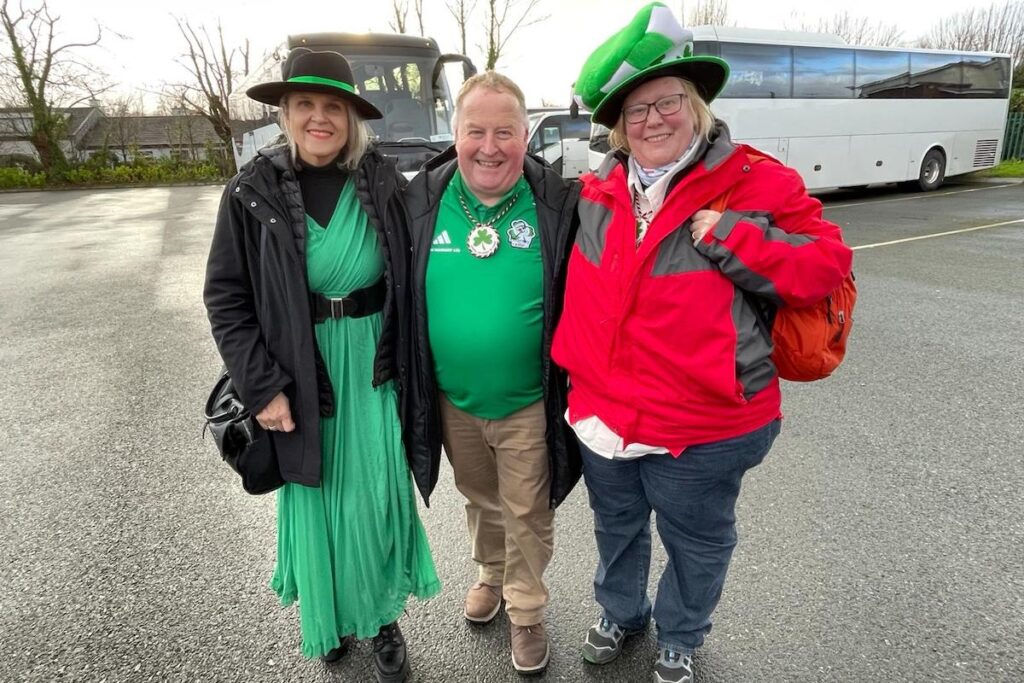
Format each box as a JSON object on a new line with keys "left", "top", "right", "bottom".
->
{"left": 709, "top": 155, "right": 856, "bottom": 382}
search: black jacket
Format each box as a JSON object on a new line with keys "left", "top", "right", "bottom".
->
{"left": 405, "top": 148, "right": 582, "bottom": 508}
{"left": 203, "top": 144, "right": 411, "bottom": 486}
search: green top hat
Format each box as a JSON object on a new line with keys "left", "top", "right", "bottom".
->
{"left": 575, "top": 2, "right": 729, "bottom": 128}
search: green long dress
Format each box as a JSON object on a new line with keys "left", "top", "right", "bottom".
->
{"left": 269, "top": 179, "right": 440, "bottom": 659}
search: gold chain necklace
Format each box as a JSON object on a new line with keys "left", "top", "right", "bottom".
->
{"left": 458, "top": 190, "right": 521, "bottom": 259}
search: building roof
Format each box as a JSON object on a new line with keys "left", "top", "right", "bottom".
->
{"left": 0, "top": 106, "right": 101, "bottom": 142}
{"left": 81, "top": 114, "right": 223, "bottom": 150}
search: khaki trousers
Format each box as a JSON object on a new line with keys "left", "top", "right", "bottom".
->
{"left": 440, "top": 395, "right": 554, "bottom": 626}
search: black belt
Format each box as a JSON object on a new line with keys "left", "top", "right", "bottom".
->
{"left": 312, "top": 279, "right": 386, "bottom": 322}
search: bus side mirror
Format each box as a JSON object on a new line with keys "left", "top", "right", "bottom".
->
{"left": 433, "top": 54, "right": 477, "bottom": 90}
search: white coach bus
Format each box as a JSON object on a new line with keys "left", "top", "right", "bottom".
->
{"left": 589, "top": 27, "right": 1013, "bottom": 192}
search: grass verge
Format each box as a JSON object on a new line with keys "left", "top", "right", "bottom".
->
{"left": 977, "top": 160, "right": 1024, "bottom": 178}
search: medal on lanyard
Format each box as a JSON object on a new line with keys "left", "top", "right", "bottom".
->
{"left": 459, "top": 190, "right": 521, "bottom": 259}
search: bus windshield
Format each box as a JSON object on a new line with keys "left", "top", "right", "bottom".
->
{"left": 228, "top": 33, "right": 474, "bottom": 174}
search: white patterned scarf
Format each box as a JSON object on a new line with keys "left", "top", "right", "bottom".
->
{"left": 628, "top": 135, "right": 702, "bottom": 244}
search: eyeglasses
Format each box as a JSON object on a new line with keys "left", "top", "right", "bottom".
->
{"left": 622, "top": 93, "right": 687, "bottom": 124}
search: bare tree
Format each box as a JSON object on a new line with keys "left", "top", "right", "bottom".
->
{"left": 445, "top": 0, "right": 478, "bottom": 56}
{"left": 106, "top": 94, "right": 144, "bottom": 163}
{"left": 788, "top": 11, "right": 903, "bottom": 46}
{"left": 918, "top": 1, "right": 1024, "bottom": 74}
{"left": 0, "top": 0, "right": 109, "bottom": 174}
{"left": 165, "top": 116, "right": 202, "bottom": 163}
{"left": 483, "top": 0, "right": 549, "bottom": 70}
{"left": 687, "top": 0, "right": 731, "bottom": 27}
{"left": 155, "top": 86, "right": 190, "bottom": 116}
{"left": 413, "top": 0, "right": 426, "bottom": 36}
{"left": 172, "top": 17, "right": 248, "bottom": 169}
{"left": 389, "top": 0, "right": 409, "bottom": 33}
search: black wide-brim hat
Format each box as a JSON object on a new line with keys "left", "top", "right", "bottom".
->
{"left": 246, "top": 48, "right": 382, "bottom": 120}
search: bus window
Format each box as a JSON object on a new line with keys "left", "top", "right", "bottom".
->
{"left": 352, "top": 60, "right": 433, "bottom": 141}
{"left": 909, "top": 53, "right": 964, "bottom": 98}
{"left": 961, "top": 55, "right": 1010, "bottom": 98}
{"left": 793, "top": 47, "right": 853, "bottom": 98}
{"left": 719, "top": 43, "right": 792, "bottom": 99}
{"left": 693, "top": 41, "right": 719, "bottom": 58}
{"left": 855, "top": 50, "right": 910, "bottom": 99}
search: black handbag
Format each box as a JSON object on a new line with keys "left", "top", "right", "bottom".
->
{"left": 203, "top": 368, "right": 285, "bottom": 495}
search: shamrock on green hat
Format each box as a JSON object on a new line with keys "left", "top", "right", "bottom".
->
{"left": 574, "top": 2, "right": 729, "bottom": 127}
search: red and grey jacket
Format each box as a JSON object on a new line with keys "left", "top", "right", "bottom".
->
{"left": 551, "top": 123, "right": 853, "bottom": 453}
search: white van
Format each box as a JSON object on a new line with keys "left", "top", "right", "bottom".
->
{"left": 527, "top": 110, "right": 592, "bottom": 178}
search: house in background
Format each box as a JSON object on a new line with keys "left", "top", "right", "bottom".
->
{"left": 0, "top": 105, "right": 104, "bottom": 168}
{"left": 80, "top": 115, "right": 226, "bottom": 163}
{"left": 0, "top": 104, "right": 227, "bottom": 167}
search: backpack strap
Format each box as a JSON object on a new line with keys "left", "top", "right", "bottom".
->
{"left": 707, "top": 150, "right": 769, "bottom": 213}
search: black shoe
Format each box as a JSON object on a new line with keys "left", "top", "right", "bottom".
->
{"left": 320, "top": 635, "right": 355, "bottom": 663}
{"left": 372, "top": 622, "right": 410, "bottom": 683}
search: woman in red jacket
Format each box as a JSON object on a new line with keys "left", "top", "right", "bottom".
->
{"left": 552, "top": 5, "right": 853, "bottom": 683}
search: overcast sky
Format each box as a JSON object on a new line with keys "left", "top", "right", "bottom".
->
{"left": 33, "top": 0, "right": 983, "bottom": 110}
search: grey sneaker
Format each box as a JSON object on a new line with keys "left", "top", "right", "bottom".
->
{"left": 581, "top": 617, "right": 644, "bottom": 665}
{"left": 653, "top": 647, "right": 693, "bottom": 683}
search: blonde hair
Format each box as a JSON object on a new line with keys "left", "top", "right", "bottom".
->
{"left": 453, "top": 70, "right": 529, "bottom": 131}
{"left": 277, "top": 92, "right": 370, "bottom": 170}
{"left": 607, "top": 77, "right": 715, "bottom": 155}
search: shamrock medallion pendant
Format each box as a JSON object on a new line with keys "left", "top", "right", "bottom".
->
{"left": 467, "top": 223, "right": 500, "bottom": 258}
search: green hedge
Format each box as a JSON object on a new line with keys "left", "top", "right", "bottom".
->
{"left": 0, "top": 160, "right": 227, "bottom": 190}
{"left": 0, "top": 166, "right": 47, "bottom": 189}
{"left": 1012, "top": 89, "right": 1024, "bottom": 114}
{"left": 62, "top": 163, "right": 224, "bottom": 185}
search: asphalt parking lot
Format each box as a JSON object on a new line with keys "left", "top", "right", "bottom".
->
{"left": 0, "top": 176, "right": 1021, "bottom": 682}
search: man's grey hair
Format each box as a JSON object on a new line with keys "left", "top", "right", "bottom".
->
{"left": 453, "top": 70, "right": 529, "bottom": 132}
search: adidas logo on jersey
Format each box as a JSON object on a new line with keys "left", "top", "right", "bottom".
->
{"left": 431, "top": 230, "right": 459, "bottom": 253}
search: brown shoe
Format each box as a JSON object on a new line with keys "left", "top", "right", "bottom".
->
{"left": 510, "top": 623, "right": 549, "bottom": 674}
{"left": 464, "top": 581, "right": 503, "bottom": 624}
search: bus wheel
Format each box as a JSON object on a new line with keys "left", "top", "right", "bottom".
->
{"left": 916, "top": 149, "right": 945, "bottom": 191}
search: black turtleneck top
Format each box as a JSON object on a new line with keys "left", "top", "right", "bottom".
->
{"left": 297, "top": 157, "right": 349, "bottom": 227}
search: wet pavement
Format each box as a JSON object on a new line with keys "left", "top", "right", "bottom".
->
{"left": 1, "top": 178, "right": 1021, "bottom": 682}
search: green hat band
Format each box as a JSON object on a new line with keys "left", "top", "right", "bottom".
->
{"left": 286, "top": 75, "right": 356, "bottom": 94}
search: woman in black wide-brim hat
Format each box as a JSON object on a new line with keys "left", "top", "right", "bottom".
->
{"left": 203, "top": 48, "right": 439, "bottom": 682}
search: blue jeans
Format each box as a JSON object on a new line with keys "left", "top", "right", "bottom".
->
{"left": 580, "top": 420, "right": 780, "bottom": 654}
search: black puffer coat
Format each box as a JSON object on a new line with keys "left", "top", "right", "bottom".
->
{"left": 203, "top": 144, "right": 411, "bottom": 487}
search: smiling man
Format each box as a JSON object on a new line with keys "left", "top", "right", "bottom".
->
{"left": 404, "top": 72, "right": 581, "bottom": 675}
